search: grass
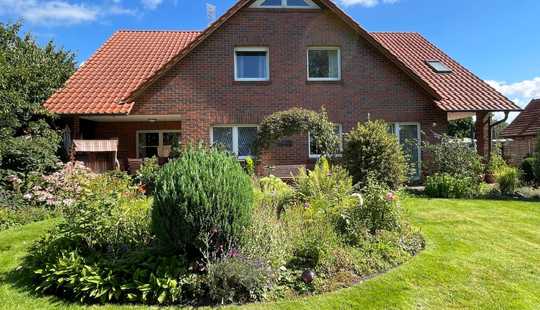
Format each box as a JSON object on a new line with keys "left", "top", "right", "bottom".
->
{"left": 0, "top": 198, "right": 539, "bottom": 309}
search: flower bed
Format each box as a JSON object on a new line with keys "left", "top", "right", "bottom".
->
{"left": 19, "top": 147, "right": 424, "bottom": 306}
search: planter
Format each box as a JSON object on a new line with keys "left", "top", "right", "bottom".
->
{"left": 484, "top": 173, "right": 496, "bottom": 184}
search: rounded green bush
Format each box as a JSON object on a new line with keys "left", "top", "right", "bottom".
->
{"left": 152, "top": 146, "right": 253, "bottom": 257}
{"left": 343, "top": 120, "right": 407, "bottom": 189}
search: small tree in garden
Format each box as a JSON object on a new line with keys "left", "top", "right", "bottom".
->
{"left": 342, "top": 120, "right": 407, "bottom": 189}
{"left": 254, "top": 108, "right": 340, "bottom": 157}
{"left": 152, "top": 145, "right": 253, "bottom": 258}
{"left": 0, "top": 22, "right": 76, "bottom": 178}
{"left": 423, "top": 134, "right": 484, "bottom": 182}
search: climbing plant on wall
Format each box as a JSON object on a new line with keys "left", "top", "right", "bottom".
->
{"left": 253, "top": 108, "right": 340, "bottom": 156}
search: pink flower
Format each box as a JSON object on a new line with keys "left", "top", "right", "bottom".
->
{"left": 385, "top": 192, "right": 397, "bottom": 202}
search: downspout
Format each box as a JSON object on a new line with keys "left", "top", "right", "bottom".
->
{"left": 487, "top": 111, "right": 510, "bottom": 161}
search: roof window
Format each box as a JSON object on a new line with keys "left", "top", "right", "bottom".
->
{"left": 426, "top": 60, "right": 452, "bottom": 73}
{"left": 251, "top": 0, "right": 319, "bottom": 9}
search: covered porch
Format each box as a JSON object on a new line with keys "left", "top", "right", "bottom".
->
{"left": 64, "top": 115, "right": 182, "bottom": 173}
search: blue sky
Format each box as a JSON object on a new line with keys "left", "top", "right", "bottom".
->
{"left": 1, "top": 0, "right": 539, "bottom": 117}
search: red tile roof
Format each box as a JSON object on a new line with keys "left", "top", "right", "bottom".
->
{"left": 44, "top": 30, "right": 201, "bottom": 114}
{"left": 371, "top": 32, "right": 521, "bottom": 112}
{"left": 502, "top": 99, "right": 540, "bottom": 137}
{"left": 44, "top": 0, "right": 520, "bottom": 115}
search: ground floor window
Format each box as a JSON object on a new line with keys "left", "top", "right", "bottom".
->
{"left": 137, "top": 130, "right": 181, "bottom": 158}
{"left": 211, "top": 125, "right": 258, "bottom": 159}
{"left": 388, "top": 123, "right": 421, "bottom": 179}
{"left": 309, "top": 124, "right": 342, "bottom": 158}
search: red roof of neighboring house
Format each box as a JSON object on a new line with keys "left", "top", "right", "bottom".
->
{"left": 371, "top": 32, "right": 520, "bottom": 112}
{"left": 44, "top": 0, "right": 520, "bottom": 115}
{"left": 44, "top": 30, "right": 201, "bottom": 114}
{"left": 502, "top": 99, "right": 540, "bottom": 137}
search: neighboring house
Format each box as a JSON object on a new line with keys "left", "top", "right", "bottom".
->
{"left": 502, "top": 99, "right": 540, "bottom": 165}
{"left": 44, "top": 0, "right": 520, "bottom": 176}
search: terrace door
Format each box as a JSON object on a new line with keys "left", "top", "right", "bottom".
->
{"left": 389, "top": 123, "right": 421, "bottom": 180}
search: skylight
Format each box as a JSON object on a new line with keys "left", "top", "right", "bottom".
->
{"left": 251, "top": 0, "right": 319, "bottom": 9}
{"left": 426, "top": 60, "right": 452, "bottom": 73}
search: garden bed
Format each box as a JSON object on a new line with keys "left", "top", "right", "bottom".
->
{"left": 2, "top": 198, "right": 539, "bottom": 309}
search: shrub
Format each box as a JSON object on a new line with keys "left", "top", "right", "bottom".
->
{"left": 425, "top": 173, "right": 475, "bottom": 198}
{"left": 486, "top": 152, "right": 508, "bottom": 175}
{"left": 423, "top": 135, "right": 484, "bottom": 182}
{"left": 135, "top": 156, "right": 160, "bottom": 194}
{"left": 496, "top": 167, "right": 520, "bottom": 196}
{"left": 256, "top": 175, "right": 294, "bottom": 213}
{"left": 534, "top": 133, "right": 540, "bottom": 183}
{"left": 294, "top": 157, "right": 353, "bottom": 209}
{"left": 254, "top": 108, "right": 340, "bottom": 156}
{"left": 521, "top": 157, "right": 537, "bottom": 184}
{"left": 61, "top": 172, "right": 152, "bottom": 256}
{"left": 152, "top": 146, "right": 253, "bottom": 258}
{"left": 357, "top": 176, "right": 401, "bottom": 234}
{"left": 0, "top": 206, "right": 54, "bottom": 231}
{"left": 206, "top": 256, "right": 274, "bottom": 304}
{"left": 244, "top": 156, "right": 255, "bottom": 177}
{"left": 343, "top": 120, "right": 407, "bottom": 189}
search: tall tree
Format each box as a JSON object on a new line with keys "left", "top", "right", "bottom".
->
{"left": 0, "top": 22, "right": 76, "bottom": 177}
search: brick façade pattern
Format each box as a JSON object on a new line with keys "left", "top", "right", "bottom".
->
{"left": 101, "top": 8, "right": 449, "bottom": 169}
{"left": 504, "top": 135, "right": 537, "bottom": 166}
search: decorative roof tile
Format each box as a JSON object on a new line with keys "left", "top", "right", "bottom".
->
{"left": 502, "top": 99, "right": 540, "bottom": 137}
{"left": 44, "top": 30, "right": 200, "bottom": 114}
{"left": 371, "top": 32, "right": 521, "bottom": 112}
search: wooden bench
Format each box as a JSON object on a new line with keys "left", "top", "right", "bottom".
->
{"left": 264, "top": 164, "right": 306, "bottom": 181}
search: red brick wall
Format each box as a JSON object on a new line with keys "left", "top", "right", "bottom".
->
{"left": 504, "top": 135, "right": 537, "bottom": 165}
{"left": 126, "top": 8, "right": 448, "bottom": 166}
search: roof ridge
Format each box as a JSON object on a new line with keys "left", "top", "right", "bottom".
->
{"left": 370, "top": 31, "right": 419, "bottom": 34}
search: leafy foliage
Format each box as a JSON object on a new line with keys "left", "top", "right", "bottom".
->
{"left": 520, "top": 157, "right": 537, "bottom": 185}
{"left": 151, "top": 145, "right": 253, "bottom": 258}
{"left": 206, "top": 256, "right": 274, "bottom": 304}
{"left": 534, "top": 132, "right": 540, "bottom": 183}
{"left": 342, "top": 120, "right": 407, "bottom": 189}
{"left": 135, "top": 156, "right": 160, "bottom": 194}
{"left": 496, "top": 167, "right": 520, "bottom": 196}
{"left": 448, "top": 117, "right": 473, "bottom": 138}
{"left": 486, "top": 151, "right": 508, "bottom": 175}
{"left": 254, "top": 108, "right": 340, "bottom": 156}
{"left": 423, "top": 135, "right": 484, "bottom": 183}
{"left": 0, "top": 22, "right": 75, "bottom": 176}
{"left": 425, "top": 173, "right": 475, "bottom": 198}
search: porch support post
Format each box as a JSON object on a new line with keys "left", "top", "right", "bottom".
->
{"left": 475, "top": 111, "right": 491, "bottom": 160}
{"left": 71, "top": 116, "right": 81, "bottom": 139}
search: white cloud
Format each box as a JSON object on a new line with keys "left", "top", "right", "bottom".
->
{"left": 486, "top": 77, "right": 540, "bottom": 122}
{"left": 337, "top": 0, "right": 399, "bottom": 7}
{"left": 0, "top": 0, "right": 136, "bottom": 25}
{"left": 141, "top": 0, "right": 163, "bottom": 10}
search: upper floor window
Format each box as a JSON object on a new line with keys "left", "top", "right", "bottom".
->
{"left": 234, "top": 47, "right": 269, "bottom": 81}
{"left": 307, "top": 47, "right": 341, "bottom": 81}
{"left": 251, "top": 0, "right": 319, "bottom": 9}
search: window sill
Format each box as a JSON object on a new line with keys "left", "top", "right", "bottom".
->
{"left": 233, "top": 80, "right": 272, "bottom": 86}
{"left": 306, "top": 80, "right": 343, "bottom": 85}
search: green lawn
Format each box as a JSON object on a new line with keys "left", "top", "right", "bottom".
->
{"left": 1, "top": 198, "right": 539, "bottom": 309}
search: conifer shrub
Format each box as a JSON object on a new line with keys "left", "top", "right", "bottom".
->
{"left": 151, "top": 145, "right": 253, "bottom": 258}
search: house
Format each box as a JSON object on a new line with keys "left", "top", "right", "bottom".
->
{"left": 501, "top": 99, "right": 540, "bottom": 165}
{"left": 44, "top": 0, "right": 521, "bottom": 176}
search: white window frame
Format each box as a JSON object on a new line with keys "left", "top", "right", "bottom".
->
{"left": 307, "top": 47, "right": 341, "bottom": 81}
{"left": 234, "top": 47, "right": 270, "bottom": 81}
{"left": 210, "top": 125, "right": 259, "bottom": 159}
{"left": 389, "top": 122, "right": 422, "bottom": 179}
{"left": 136, "top": 130, "right": 182, "bottom": 158}
{"left": 308, "top": 124, "right": 343, "bottom": 159}
{"left": 250, "top": 0, "right": 319, "bottom": 9}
